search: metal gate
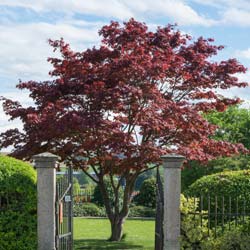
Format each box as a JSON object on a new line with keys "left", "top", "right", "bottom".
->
{"left": 56, "top": 167, "right": 73, "bottom": 250}
{"left": 155, "top": 167, "right": 164, "bottom": 250}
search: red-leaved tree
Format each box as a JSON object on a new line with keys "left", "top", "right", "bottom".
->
{"left": 0, "top": 19, "right": 249, "bottom": 241}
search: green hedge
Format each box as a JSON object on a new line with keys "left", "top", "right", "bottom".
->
{"left": 186, "top": 170, "right": 250, "bottom": 215}
{"left": 73, "top": 203, "right": 156, "bottom": 218}
{"left": 73, "top": 203, "right": 106, "bottom": 217}
{"left": 129, "top": 206, "right": 155, "bottom": 217}
{"left": 0, "top": 155, "right": 37, "bottom": 250}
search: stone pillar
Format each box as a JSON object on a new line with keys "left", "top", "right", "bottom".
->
{"left": 161, "top": 154, "right": 185, "bottom": 250}
{"left": 33, "top": 152, "right": 59, "bottom": 250}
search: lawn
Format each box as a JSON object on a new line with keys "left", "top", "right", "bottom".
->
{"left": 74, "top": 218, "right": 155, "bottom": 250}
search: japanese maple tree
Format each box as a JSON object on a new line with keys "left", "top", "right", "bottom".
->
{"left": 0, "top": 19, "right": 249, "bottom": 241}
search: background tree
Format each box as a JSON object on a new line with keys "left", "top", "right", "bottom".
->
{"left": 134, "top": 168, "right": 156, "bottom": 191}
{"left": 0, "top": 19, "right": 248, "bottom": 241}
{"left": 205, "top": 105, "right": 250, "bottom": 148}
{"left": 74, "top": 170, "right": 93, "bottom": 186}
{"left": 182, "top": 106, "right": 250, "bottom": 191}
{"left": 134, "top": 177, "right": 156, "bottom": 208}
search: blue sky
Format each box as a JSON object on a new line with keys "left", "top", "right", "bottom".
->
{"left": 0, "top": 0, "right": 250, "bottom": 136}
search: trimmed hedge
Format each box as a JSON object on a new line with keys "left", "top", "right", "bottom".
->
{"left": 186, "top": 170, "right": 250, "bottom": 214}
{"left": 129, "top": 206, "right": 156, "bottom": 217}
{"left": 73, "top": 203, "right": 156, "bottom": 218}
{"left": 0, "top": 155, "right": 37, "bottom": 250}
{"left": 73, "top": 203, "right": 106, "bottom": 217}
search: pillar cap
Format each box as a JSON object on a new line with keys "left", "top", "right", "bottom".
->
{"left": 32, "top": 152, "right": 60, "bottom": 162}
{"left": 161, "top": 153, "right": 185, "bottom": 163}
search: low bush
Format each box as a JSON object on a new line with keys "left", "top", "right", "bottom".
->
{"left": 0, "top": 155, "right": 37, "bottom": 250}
{"left": 202, "top": 220, "right": 250, "bottom": 250}
{"left": 73, "top": 203, "right": 156, "bottom": 218}
{"left": 73, "top": 202, "right": 106, "bottom": 217}
{"left": 129, "top": 206, "right": 155, "bottom": 217}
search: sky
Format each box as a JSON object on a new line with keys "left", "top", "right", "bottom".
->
{"left": 0, "top": 0, "right": 250, "bottom": 141}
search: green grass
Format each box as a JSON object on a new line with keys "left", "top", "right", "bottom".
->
{"left": 74, "top": 218, "right": 155, "bottom": 250}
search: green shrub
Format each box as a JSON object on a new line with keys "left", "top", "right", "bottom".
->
{"left": 186, "top": 170, "right": 250, "bottom": 215}
{"left": 180, "top": 194, "right": 250, "bottom": 250}
{"left": 92, "top": 178, "right": 123, "bottom": 208}
{"left": 181, "top": 195, "right": 210, "bottom": 250}
{"left": 73, "top": 202, "right": 106, "bottom": 217}
{"left": 0, "top": 155, "right": 37, "bottom": 250}
{"left": 134, "top": 178, "right": 156, "bottom": 208}
{"left": 129, "top": 206, "right": 156, "bottom": 217}
{"left": 202, "top": 220, "right": 250, "bottom": 250}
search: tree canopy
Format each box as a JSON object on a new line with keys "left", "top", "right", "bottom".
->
{"left": 1, "top": 19, "right": 248, "bottom": 166}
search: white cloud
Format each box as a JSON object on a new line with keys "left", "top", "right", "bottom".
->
{"left": 236, "top": 48, "right": 250, "bottom": 60}
{"left": 0, "top": 21, "right": 102, "bottom": 82}
{"left": 0, "top": 91, "right": 32, "bottom": 134}
{"left": 216, "top": 72, "right": 250, "bottom": 103}
{"left": 221, "top": 8, "right": 250, "bottom": 27}
{"left": 191, "top": 0, "right": 250, "bottom": 10}
{"left": 125, "top": 0, "right": 216, "bottom": 26}
{"left": 191, "top": 0, "right": 250, "bottom": 26}
{"left": 0, "top": 0, "right": 216, "bottom": 26}
{"left": 3, "top": 0, "right": 250, "bottom": 27}
{"left": 0, "top": 0, "right": 134, "bottom": 19}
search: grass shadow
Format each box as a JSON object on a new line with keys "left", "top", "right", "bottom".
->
{"left": 74, "top": 239, "right": 144, "bottom": 250}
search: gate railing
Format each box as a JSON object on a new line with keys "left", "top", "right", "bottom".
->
{"left": 186, "top": 195, "right": 250, "bottom": 237}
{"left": 56, "top": 167, "right": 73, "bottom": 250}
{"left": 155, "top": 167, "right": 164, "bottom": 250}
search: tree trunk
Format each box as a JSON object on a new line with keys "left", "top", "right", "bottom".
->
{"left": 109, "top": 216, "right": 125, "bottom": 241}
{"left": 98, "top": 172, "right": 137, "bottom": 242}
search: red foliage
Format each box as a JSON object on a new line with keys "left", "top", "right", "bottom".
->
{"left": 1, "top": 19, "right": 249, "bottom": 173}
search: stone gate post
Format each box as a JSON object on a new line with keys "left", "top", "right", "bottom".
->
{"left": 33, "top": 152, "right": 59, "bottom": 250}
{"left": 161, "top": 154, "right": 185, "bottom": 250}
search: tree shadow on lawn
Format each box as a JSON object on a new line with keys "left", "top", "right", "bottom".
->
{"left": 74, "top": 239, "right": 144, "bottom": 250}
